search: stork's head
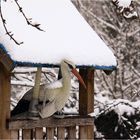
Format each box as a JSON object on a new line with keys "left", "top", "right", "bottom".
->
{"left": 62, "top": 59, "right": 86, "bottom": 89}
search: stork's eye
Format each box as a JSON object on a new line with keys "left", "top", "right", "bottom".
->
{"left": 64, "top": 61, "right": 73, "bottom": 69}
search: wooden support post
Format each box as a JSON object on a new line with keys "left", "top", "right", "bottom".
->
{"left": 0, "top": 63, "right": 11, "bottom": 139}
{"left": 79, "top": 68, "right": 94, "bottom": 139}
{"left": 79, "top": 68, "right": 94, "bottom": 114}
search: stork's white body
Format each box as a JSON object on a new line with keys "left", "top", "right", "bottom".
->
{"left": 39, "top": 60, "right": 73, "bottom": 118}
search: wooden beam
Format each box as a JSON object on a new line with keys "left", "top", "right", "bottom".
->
{"left": 79, "top": 68, "right": 94, "bottom": 139}
{"left": 0, "top": 48, "right": 14, "bottom": 72}
{"left": 8, "top": 116, "right": 94, "bottom": 130}
{"left": 79, "top": 68, "right": 94, "bottom": 115}
{"left": 0, "top": 63, "right": 11, "bottom": 139}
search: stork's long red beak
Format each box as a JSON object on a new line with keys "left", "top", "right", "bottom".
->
{"left": 71, "top": 68, "right": 86, "bottom": 89}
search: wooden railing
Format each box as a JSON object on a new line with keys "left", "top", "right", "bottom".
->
{"left": 8, "top": 115, "right": 94, "bottom": 139}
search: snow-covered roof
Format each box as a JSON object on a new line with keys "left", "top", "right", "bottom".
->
{"left": 0, "top": 0, "right": 117, "bottom": 70}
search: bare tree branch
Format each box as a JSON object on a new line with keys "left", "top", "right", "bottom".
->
{"left": 0, "top": 0, "right": 45, "bottom": 46}
{"left": 14, "top": 0, "right": 45, "bottom": 32}
{"left": 0, "top": 0, "right": 23, "bottom": 45}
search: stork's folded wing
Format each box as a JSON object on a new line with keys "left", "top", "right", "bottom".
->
{"left": 45, "top": 79, "right": 63, "bottom": 89}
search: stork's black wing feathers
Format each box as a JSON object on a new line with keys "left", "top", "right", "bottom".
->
{"left": 11, "top": 85, "right": 49, "bottom": 116}
{"left": 11, "top": 99, "right": 30, "bottom": 116}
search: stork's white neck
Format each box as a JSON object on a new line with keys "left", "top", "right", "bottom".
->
{"left": 61, "top": 62, "right": 71, "bottom": 91}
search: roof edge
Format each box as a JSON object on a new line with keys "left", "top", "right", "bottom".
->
{"left": 0, "top": 44, "right": 116, "bottom": 71}
{"left": 14, "top": 61, "right": 116, "bottom": 71}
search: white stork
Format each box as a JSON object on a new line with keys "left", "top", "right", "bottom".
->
{"left": 39, "top": 59, "right": 86, "bottom": 118}
{"left": 11, "top": 59, "right": 86, "bottom": 118}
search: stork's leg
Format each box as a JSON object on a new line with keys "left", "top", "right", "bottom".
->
{"left": 28, "top": 99, "right": 39, "bottom": 115}
{"left": 28, "top": 67, "right": 42, "bottom": 119}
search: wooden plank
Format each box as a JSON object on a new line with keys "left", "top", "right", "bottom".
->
{"left": 57, "top": 127, "right": 65, "bottom": 139}
{"left": 67, "top": 126, "right": 76, "bottom": 139}
{"left": 11, "top": 130, "right": 19, "bottom": 140}
{"left": 79, "top": 126, "right": 87, "bottom": 139}
{"left": 79, "top": 68, "right": 94, "bottom": 115}
{"left": 22, "top": 129, "right": 33, "bottom": 140}
{"left": 8, "top": 116, "right": 94, "bottom": 129}
{"left": 79, "top": 125, "right": 94, "bottom": 139}
{"left": 0, "top": 63, "right": 11, "bottom": 139}
{"left": 87, "top": 125, "right": 94, "bottom": 139}
{"left": 46, "top": 127, "right": 54, "bottom": 139}
{"left": 79, "top": 68, "right": 94, "bottom": 139}
{"left": 35, "top": 128, "right": 43, "bottom": 140}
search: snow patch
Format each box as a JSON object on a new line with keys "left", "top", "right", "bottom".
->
{"left": 94, "top": 93, "right": 140, "bottom": 117}
{"left": 117, "top": 0, "right": 132, "bottom": 8}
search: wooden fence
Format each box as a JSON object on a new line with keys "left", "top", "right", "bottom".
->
{"left": 9, "top": 116, "right": 94, "bottom": 139}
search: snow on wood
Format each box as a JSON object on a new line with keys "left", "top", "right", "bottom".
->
{"left": 0, "top": 0, "right": 116, "bottom": 69}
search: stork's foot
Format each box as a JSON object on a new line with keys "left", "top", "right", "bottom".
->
{"left": 53, "top": 111, "right": 64, "bottom": 119}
